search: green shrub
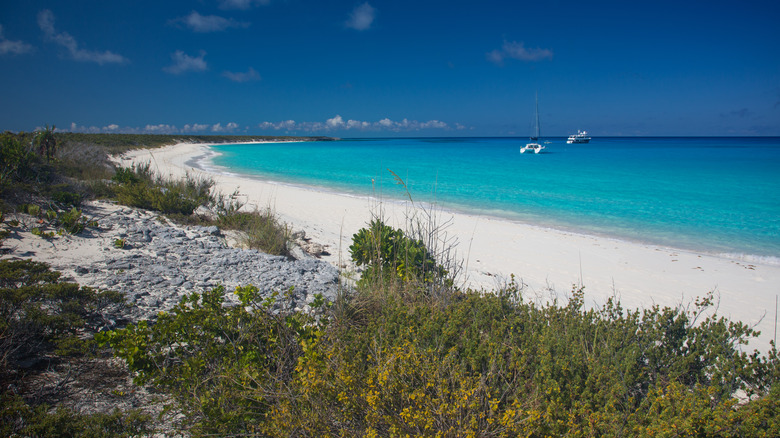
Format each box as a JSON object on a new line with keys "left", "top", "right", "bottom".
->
{"left": 0, "top": 261, "right": 150, "bottom": 437}
{"left": 350, "top": 219, "right": 446, "bottom": 289}
{"left": 33, "top": 125, "right": 57, "bottom": 161}
{"left": 116, "top": 181, "right": 201, "bottom": 215}
{"left": 1, "top": 392, "right": 152, "bottom": 438}
{"left": 113, "top": 165, "right": 213, "bottom": 216}
{"left": 52, "top": 207, "right": 87, "bottom": 234}
{"left": 218, "top": 209, "right": 291, "bottom": 256}
{"left": 111, "top": 166, "right": 141, "bottom": 185}
{"left": 97, "top": 285, "right": 314, "bottom": 435}
{"left": 17, "top": 201, "right": 92, "bottom": 235}
{"left": 263, "top": 284, "right": 780, "bottom": 437}
{"left": 21, "top": 203, "right": 41, "bottom": 217}
{"left": 0, "top": 259, "right": 124, "bottom": 379}
{"left": 0, "top": 133, "right": 39, "bottom": 188}
{"left": 55, "top": 140, "right": 115, "bottom": 181}
{"left": 90, "top": 265, "right": 779, "bottom": 436}
{"left": 50, "top": 189, "right": 83, "bottom": 207}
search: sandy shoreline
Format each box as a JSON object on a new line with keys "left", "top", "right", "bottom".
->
{"left": 118, "top": 142, "right": 780, "bottom": 352}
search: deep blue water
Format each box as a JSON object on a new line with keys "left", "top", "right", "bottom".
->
{"left": 209, "top": 137, "right": 780, "bottom": 262}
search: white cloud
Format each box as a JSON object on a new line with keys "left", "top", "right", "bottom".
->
{"left": 378, "top": 118, "right": 393, "bottom": 127}
{"left": 259, "top": 120, "right": 296, "bottom": 130}
{"left": 69, "top": 122, "right": 100, "bottom": 133}
{"left": 68, "top": 122, "right": 140, "bottom": 133}
{"left": 326, "top": 115, "right": 345, "bottom": 128}
{"left": 143, "top": 124, "right": 179, "bottom": 134}
{"left": 487, "top": 40, "right": 553, "bottom": 65}
{"left": 0, "top": 24, "right": 34, "bottom": 55}
{"left": 347, "top": 119, "right": 370, "bottom": 129}
{"left": 420, "top": 120, "right": 447, "bottom": 129}
{"left": 345, "top": 2, "right": 376, "bottom": 31}
{"left": 66, "top": 122, "right": 249, "bottom": 134}
{"left": 223, "top": 67, "right": 261, "bottom": 82}
{"left": 182, "top": 123, "right": 211, "bottom": 133}
{"left": 37, "top": 10, "right": 128, "bottom": 65}
{"left": 163, "top": 50, "right": 207, "bottom": 74}
{"left": 65, "top": 116, "right": 451, "bottom": 135}
{"left": 172, "top": 11, "right": 249, "bottom": 33}
{"left": 218, "top": 0, "right": 270, "bottom": 10}
{"left": 212, "top": 122, "right": 240, "bottom": 132}
{"left": 258, "top": 116, "right": 451, "bottom": 133}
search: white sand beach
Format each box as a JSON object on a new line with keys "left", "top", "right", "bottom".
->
{"left": 119, "top": 142, "right": 780, "bottom": 352}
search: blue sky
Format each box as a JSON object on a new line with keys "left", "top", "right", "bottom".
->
{"left": 1, "top": 0, "right": 778, "bottom": 137}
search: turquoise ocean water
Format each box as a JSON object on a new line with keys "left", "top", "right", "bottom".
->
{"left": 208, "top": 137, "right": 780, "bottom": 263}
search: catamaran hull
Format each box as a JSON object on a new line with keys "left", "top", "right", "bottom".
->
{"left": 521, "top": 144, "right": 544, "bottom": 154}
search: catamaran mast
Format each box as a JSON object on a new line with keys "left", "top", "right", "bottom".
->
{"left": 531, "top": 92, "right": 539, "bottom": 141}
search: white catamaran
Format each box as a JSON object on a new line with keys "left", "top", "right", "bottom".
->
{"left": 521, "top": 93, "right": 545, "bottom": 154}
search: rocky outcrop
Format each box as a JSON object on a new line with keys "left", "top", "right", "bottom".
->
{"left": 85, "top": 206, "right": 339, "bottom": 322}
{"left": 2, "top": 201, "right": 340, "bottom": 324}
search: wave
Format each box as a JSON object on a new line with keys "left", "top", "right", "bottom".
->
{"left": 717, "top": 253, "right": 780, "bottom": 267}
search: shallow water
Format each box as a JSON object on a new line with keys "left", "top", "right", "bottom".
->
{"left": 209, "top": 137, "right": 780, "bottom": 262}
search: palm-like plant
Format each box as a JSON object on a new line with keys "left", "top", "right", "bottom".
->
{"left": 34, "top": 125, "right": 57, "bottom": 161}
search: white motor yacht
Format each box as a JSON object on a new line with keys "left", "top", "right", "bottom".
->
{"left": 567, "top": 130, "right": 591, "bottom": 144}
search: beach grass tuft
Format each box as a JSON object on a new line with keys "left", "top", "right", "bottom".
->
{"left": 217, "top": 208, "right": 291, "bottom": 256}
{"left": 110, "top": 162, "right": 212, "bottom": 215}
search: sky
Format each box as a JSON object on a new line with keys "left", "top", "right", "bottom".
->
{"left": 1, "top": 0, "right": 779, "bottom": 137}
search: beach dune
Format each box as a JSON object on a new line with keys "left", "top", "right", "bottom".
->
{"left": 120, "top": 142, "right": 780, "bottom": 352}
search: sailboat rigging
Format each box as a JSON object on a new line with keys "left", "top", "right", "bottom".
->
{"left": 520, "top": 92, "right": 545, "bottom": 154}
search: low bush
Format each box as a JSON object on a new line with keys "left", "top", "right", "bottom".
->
{"left": 0, "top": 259, "right": 124, "bottom": 378}
{"left": 55, "top": 140, "right": 115, "bottom": 181}
{"left": 97, "top": 285, "right": 319, "bottom": 435}
{"left": 9, "top": 133, "right": 777, "bottom": 435}
{"left": 0, "top": 260, "right": 152, "bottom": 437}
{"left": 0, "top": 132, "right": 44, "bottom": 190}
{"left": 350, "top": 219, "right": 448, "bottom": 290}
{"left": 15, "top": 201, "right": 94, "bottom": 236}
{"left": 93, "top": 223, "right": 780, "bottom": 436}
{"left": 112, "top": 164, "right": 213, "bottom": 216}
{"left": 54, "top": 206, "right": 89, "bottom": 234}
{"left": 49, "top": 188, "right": 83, "bottom": 208}
{"left": 264, "top": 283, "right": 780, "bottom": 437}
{"left": 0, "top": 392, "right": 152, "bottom": 438}
{"left": 218, "top": 209, "right": 291, "bottom": 256}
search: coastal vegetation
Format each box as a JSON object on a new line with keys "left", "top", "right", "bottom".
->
{"left": 0, "top": 259, "right": 152, "bottom": 437}
{"left": 110, "top": 162, "right": 292, "bottom": 255}
{"left": 1, "top": 131, "right": 779, "bottom": 436}
{"left": 54, "top": 132, "right": 336, "bottom": 154}
{"left": 2, "top": 130, "right": 293, "bottom": 257}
